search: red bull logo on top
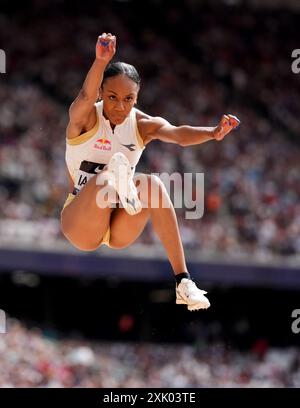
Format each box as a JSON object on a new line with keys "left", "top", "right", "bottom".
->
{"left": 94, "top": 137, "right": 112, "bottom": 151}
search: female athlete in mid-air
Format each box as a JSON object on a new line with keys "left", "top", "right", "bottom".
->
{"left": 61, "top": 33, "right": 240, "bottom": 311}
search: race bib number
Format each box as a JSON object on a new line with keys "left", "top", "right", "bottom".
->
{"left": 73, "top": 161, "right": 106, "bottom": 194}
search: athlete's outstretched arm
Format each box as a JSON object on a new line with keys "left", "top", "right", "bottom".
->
{"left": 67, "top": 33, "right": 116, "bottom": 136}
{"left": 140, "top": 114, "right": 240, "bottom": 146}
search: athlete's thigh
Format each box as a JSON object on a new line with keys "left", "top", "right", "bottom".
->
{"left": 109, "top": 207, "right": 151, "bottom": 249}
{"left": 61, "top": 176, "right": 113, "bottom": 250}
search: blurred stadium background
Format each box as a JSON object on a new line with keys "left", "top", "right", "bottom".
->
{"left": 1, "top": 0, "right": 300, "bottom": 387}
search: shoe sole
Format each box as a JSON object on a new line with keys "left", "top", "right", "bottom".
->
{"left": 107, "top": 153, "right": 142, "bottom": 216}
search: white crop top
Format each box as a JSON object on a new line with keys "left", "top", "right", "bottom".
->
{"left": 65, "top": 100, "right": 145, "bottom": 194}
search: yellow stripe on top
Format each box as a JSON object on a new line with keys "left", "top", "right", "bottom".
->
{"left": 135, "top": 121, "right": 145, "bottom": 149}
{"left": 66, "top": 113, "right": 100, "bottom": 146}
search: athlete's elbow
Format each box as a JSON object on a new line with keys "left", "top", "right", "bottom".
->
{"left": 178, "top": 137, "right": 189, "bottom": 147}
{"left": 175, "top": 129, "right": 189, "bottom": 147}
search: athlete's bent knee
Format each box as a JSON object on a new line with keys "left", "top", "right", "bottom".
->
{"left": 72, "top": 241, "right": 102, "bottom": 252}
{"left": 109, "top": 238, "right": 131, "bottom": 250}
{"left": 60, "top": 219, "right": 102, "bottom": 252}
{"left": 63, "top": 232, "right": 102, "bottom": 251}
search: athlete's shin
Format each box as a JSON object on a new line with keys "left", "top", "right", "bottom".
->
{"left": 96, "top": 170, "right": 119, "bottom": 208}
{"left": 146, "top": 176, "right": 187, "bottom": 275}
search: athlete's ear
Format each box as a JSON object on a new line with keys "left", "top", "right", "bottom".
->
{"left": 97, "top": 88, "right": 103, "bottom": 101}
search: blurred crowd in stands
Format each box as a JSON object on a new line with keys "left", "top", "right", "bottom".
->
{"left": 1, "top": 318, "right": 300, "bottom": 387}
{"left": 0, "top": 2, "right": 300, "bottom": 260}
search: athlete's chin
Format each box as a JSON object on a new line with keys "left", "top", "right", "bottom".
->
{"left": 111, "top": 114, "right": 128, "bottom": 125}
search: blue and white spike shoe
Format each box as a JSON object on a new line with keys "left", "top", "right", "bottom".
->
{"left": 96, "top": 152, "right": 142, "bottom": 216}
{"left": 176, "top": 279, "right": 210, "bottom": 311}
